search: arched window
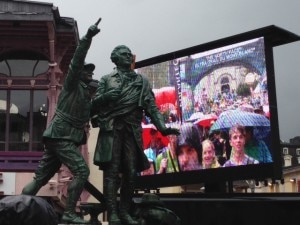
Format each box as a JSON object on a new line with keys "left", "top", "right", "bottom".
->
{"left": 0, "top": 59, "right": 48, "bottom": 77}
{"left": 0, "top": 57, "right": 49, "bottom": 152}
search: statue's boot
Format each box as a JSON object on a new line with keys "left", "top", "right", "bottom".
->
{"left": 119, "top": 182, "right": 138, "bottom": 225}
{"left": 61, "top": 177, "right": 89, "bottom": 224}
{"left": 108, "top": 210, "right": 121, "bottom": 225}
{"left": 21, "top": 179, "right": 41, "bottom": 195}
{"left": 61, "top": 212, "right": 89, "bottom": 224}
{"left": 104, "top": 176, "right": 121, "bottom": 225}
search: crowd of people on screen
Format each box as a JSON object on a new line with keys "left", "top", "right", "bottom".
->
{"left": 140, "top": 122, "right": 272, "bottom": 176}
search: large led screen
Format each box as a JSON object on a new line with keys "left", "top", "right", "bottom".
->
{"left": 134, "top": 35, "right": 282, "bottom": 189}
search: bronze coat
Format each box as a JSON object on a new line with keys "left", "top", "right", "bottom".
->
{"left": 92, "top": 70, "right": 168, "bottom": 172}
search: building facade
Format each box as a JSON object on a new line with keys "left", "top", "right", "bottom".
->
{"left": 0, "top": 0, "right": 92, "bottom": 213}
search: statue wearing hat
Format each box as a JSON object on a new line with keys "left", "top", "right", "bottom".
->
{"left": 21, "top": 19, "right": 101, "bottom": 224}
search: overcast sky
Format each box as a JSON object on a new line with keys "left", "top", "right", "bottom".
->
{"left": 37, "top": 0, "right": 300, "bottom": 142}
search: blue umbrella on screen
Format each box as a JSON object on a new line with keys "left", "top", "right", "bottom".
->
{"left": 209, "top": 109, "right": 271, "bottom": 138}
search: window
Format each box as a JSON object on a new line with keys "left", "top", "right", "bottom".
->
{"left": 283, "top": 147, "right": 289, "bottom": 155}
{"left": 0, "top": 59, "right": 48, "bottom": 77}
{"left": 296, "top": 148, "right": 300, "bottom": 155}
{"left": 0, "top": 58, "right": 49, "bottom": 152}
{"left": 0, "top": 89, "right": 47, "bottom": 151}
{"left": 0, "top": 90, "right": 7, "bottom": 151}
{"left": 283, "top": 155, "right": 292, "bottom": 167}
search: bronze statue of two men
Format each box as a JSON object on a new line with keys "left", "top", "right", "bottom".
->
{"left": 22, "top": 19, "right": 179, "bottom": 225}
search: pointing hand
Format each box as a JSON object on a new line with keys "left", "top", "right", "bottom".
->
{"left": 86, "top": 18, "right": 101, "bottom": 38}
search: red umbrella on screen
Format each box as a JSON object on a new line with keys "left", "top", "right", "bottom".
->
{"left": 153, "top": 86, "right": 181, "bottom": 122}
{"left": 193, "top": 113, "right": 218, "bottom": 127}
{"left": 153, "top": 86, "right": 177, "bottom": 109}
{"left": 141, "top": 123, "right": 169, "bottom": 149}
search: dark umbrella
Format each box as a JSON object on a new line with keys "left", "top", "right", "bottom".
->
{"left": 0, "top": 195, "right": 58, "bottom": 225}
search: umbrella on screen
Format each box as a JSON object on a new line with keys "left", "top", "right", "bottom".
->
{"left": 153, "top": 86, "right": 177, "bottom": 109}
{"left": 186, "top": 112, "right": 204, "bottom": 122}
{"left": 209, "top": 109, "right": 270, "bottom": 138}
{"left": 142, "top": 123, "right": 169, "bottom": 149}
{"left": 193, "top": 113, "right": 218, "bottom": 127}
{"left": 152, "top": 86, "right": 178, "bottom": 120}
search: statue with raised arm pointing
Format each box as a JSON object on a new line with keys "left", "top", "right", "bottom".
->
{"left": 22, "top": 19, "right": 101, "bottom": 224}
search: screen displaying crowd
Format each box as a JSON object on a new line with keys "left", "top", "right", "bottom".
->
{"left": 136, "top": 37, "right": 273, "bottom": 176}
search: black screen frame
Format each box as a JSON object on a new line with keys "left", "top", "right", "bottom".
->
{"left": 134, "top": 25, "right": 300, "bottom": 189}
